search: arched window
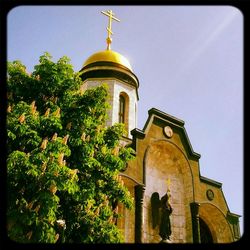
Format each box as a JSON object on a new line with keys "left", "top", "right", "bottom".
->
{"left": 118, "top": 92, "right": 129, "bottom": 135}
{"left": 119, "top": 95, "right": 126, "bottom": 124}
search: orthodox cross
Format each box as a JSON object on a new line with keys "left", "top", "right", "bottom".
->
{"left": 101, "top": 10, "right": 120, "bottom": 50}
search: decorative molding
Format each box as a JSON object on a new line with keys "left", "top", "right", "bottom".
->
{"left": 206, "top": 189, "right": 215, "bottom": 201}
{"left": 163, "top": 126, "right": 173, "bottom": 138}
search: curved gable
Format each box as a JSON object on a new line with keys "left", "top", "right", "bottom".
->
{"left": 131, "top": 107, "right": 201, "bottom": 160}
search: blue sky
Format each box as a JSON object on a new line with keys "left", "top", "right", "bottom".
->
{"left": 7, "top": 5, "right": 243, "bottom": 234}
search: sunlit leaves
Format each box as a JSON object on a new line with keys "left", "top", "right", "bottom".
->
{"left": 7, "top": 52, "right": 135, "bottom": 243}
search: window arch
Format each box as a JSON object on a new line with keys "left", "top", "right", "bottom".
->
{"left": 118, "top": 92, "right": 129, "bottom": 135}
{"left": 119, "top": 95, "right": 126, "bottom": 124}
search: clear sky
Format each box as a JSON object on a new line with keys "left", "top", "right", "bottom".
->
{"left": 7, "top": 5, "right": 243, "bottom": 234}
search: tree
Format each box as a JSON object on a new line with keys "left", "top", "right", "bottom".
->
{"left": 7, "top": 52, "right": 134, "bottom": 243}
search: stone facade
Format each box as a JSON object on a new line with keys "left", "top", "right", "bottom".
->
{"left": 119, "top": 108, "right": 241, "bottom": 243}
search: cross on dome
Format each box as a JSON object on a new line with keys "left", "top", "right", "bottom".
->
{"left": 101, "top": 10, "right": 120, "bottom": 50}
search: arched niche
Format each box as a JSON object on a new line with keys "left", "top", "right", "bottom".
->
{"left": 142, "top": 139, "right": 194, "bottom": 243}
{"left": 199, "top": 202, "right": 234, "bottom": 243}
{"left": 199, "top": 217, "right": 213, "bottom": 243}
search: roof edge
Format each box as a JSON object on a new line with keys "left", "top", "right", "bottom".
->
{"left": 147, "top": 108, "right": 185, "bottom": 127}
{"left": 200, "top": 175, "right": 222, "bottom": 188}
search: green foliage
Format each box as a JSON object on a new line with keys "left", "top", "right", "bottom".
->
{"left": 7, "top": 52, "right": 135, "bottom": 243}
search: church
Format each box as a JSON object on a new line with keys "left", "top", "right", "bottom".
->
{"left": 79, "top": 10, "right": 240, "bottom": 243}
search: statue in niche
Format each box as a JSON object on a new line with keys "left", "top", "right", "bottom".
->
{"left": 159, "top": 192, "right": 173, "bottom": 242}
{"left": 151, "top": 191, "right": 173, "bottom": 243}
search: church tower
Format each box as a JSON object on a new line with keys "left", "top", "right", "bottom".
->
{"left": 80, "top": 10, "right": 139, "bottom": 139}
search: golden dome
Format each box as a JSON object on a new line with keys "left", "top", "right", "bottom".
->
{"left": 82, "top": 50, "right": 133, "bottom": 72}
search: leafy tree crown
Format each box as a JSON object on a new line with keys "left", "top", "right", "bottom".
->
{"left": 7, "top": 52, "right": 135, "bottom": 243}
